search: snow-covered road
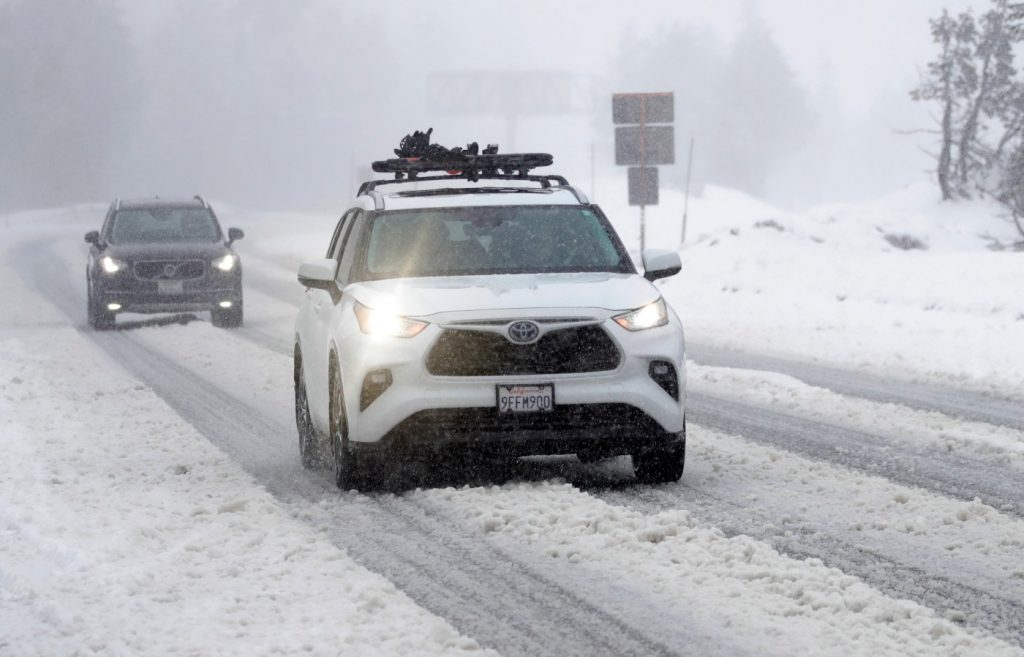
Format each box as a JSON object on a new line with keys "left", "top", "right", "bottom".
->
{"left": 2, "top": 206, "right": 1023, "bottom": 657}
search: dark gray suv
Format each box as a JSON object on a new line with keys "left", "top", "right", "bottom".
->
{"left": 84, "top": 196, "right": 244, "bottom": 329}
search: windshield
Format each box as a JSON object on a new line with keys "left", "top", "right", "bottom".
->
{"left": 109, "top": 208, "right": 221, "bottom": 244}
{"left": 363, "top": 205, "right": 632, "bottom": 279}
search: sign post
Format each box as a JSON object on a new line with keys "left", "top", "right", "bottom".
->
{"left": 612, "top": 92, "right": 674, "bottom": 253}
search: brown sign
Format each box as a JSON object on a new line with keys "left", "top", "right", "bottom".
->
{"left": 628, "top": 167, "right": 659, "bottom": 206}
{"left": 615, "top": 126, "right": 675, "bottom": 166}
{"left": 612, "top": 92, "right": 674, "bottom": 124}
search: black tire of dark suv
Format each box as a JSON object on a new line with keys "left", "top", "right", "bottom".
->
{"left": 86, "top": 279, "right": 115, "bottom": 330}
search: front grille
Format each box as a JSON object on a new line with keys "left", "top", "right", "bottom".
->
{"left": 134, "top": 260, "right": 205, "bottom": 280}
{"left": 426, "top": 325, "right": 620, "bottom": 376}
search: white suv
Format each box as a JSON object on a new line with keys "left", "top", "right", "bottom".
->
{"left": 293, "top": 152, "right": 686, "bottom": 489}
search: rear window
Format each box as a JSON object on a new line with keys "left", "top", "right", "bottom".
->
{"left": 109, "top": 208, "right": 220, "bottom": 244}
{"left": 362, "top": 205, "right": 631, "bottom": 280}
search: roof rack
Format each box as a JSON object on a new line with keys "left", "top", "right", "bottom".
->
{"left": 373, "top": 152, "right": 553, "bottom": 179}
{"left": 359, "top": 171, "right": 568, "bottom": 196}
{"left": 361, "top": 152, "right": 563, "bottom": 195}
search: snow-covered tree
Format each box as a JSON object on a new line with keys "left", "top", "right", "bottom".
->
{"left": 911, "top": 10, "right": 979, "bottom": 200}
{"left": 914, "top": 0, "right": 1024, "bottom": 240}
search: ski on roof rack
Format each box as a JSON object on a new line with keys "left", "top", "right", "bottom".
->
{"left": 372, "top": 152, "right": 554, "bottom": 179}
{"left": 368, "top": 128, "right": 556, "bottom": 182}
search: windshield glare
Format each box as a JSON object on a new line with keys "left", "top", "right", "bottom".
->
{"left": 109, "top": 208, "right": 220, "bottom": 244}
{"left": 364, "top": 206, "right": 630, "bottom": 279}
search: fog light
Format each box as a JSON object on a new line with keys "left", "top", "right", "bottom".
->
{"left": 360, "top": 368, "right": 393, "bottom": 411}
{"left": 218, "top": 301, "right": 233, "bottom": 308}
{"left": 648, "top": 360, "right": 679, "bottom": 400}
{"left": 107, "top": 303, "right": 122, "bottom": 311}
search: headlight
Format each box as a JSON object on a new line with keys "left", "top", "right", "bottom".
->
{"left": 613, "top": 298, "right": 668, "bottom": 331}
{"left": 212, "top": 254, "right": 238, "bottom": 272}
{"left": 354, "top": 301, "right": 427, "bottom": 338}
{"left": 100, "top": 256, "right": 126, "bottom": 274}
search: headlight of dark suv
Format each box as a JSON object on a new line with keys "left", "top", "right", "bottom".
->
{"left": 211, "top": 254, "right": 238, "bottom": 272}
{"left": 100, "top": 256, "right": 127, "bottom": 274}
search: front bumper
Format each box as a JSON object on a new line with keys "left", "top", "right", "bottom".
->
{"left": 357, "top": 404, "right": 684, "bottom": 459}
{"left": 339, "top": 313, "right": 686, "bottom": 452}
{"left": 94, "top": 270, "right": 241, "bottom": 314}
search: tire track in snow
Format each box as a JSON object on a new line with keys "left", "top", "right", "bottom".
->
{"left": 596, "top": 479, "right": 1024, "bottom": 648}
{"left": 687, "top": 393, "right": 1023, "bottom": 517}
{"left": 688, "top": 343, "right": 1024, "bottom": 431}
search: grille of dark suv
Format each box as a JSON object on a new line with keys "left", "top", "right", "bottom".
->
{"left": 426, "top": 325, "right": 620, "bottom": 376}
{"left": 134, "top": 260, "right": 205, "bottom": 280}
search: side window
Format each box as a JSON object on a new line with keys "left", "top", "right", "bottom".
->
{"left": 325, "top": 210, "right": 355, "bottom": 259}
{"left": 335, "top": 212, "right": 364, "bottom": 286}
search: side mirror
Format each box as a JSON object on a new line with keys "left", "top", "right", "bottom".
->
{"left": 641, "top": 249, "right": 681, "bottom": 282}
{"left": 227, "top": 227, "right": 244, "bottom": 244}
{"left": 298, "top": 259, "right": 340, "bottom": 301}
{"left": 84, "top": 230, "right": 100, "bottom": 246}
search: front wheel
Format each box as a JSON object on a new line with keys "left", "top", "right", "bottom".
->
{"left": 329, "top": 356, "right": 364, "bottom": 490}
{"left": 295, "top": 353, "right": 320, "bottom": 469}
{"left": 86, "top": 280, "right": 115, "bottom": 330}
{"left": 632, "top": 438, "right": 685, "bottom": 485}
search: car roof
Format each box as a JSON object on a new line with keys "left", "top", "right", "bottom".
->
{"left": 115, "top": 197, "right": 208, "bottom": 211}
{"left": 358, "top": 180, "right": 588, "bottom": 211}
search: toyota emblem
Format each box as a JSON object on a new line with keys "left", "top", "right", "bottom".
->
{"left": 507, "top": 321, "right": 540, "bottom": 344}
{"left": 163, "top": 264, "right": 178, "bottom": 278}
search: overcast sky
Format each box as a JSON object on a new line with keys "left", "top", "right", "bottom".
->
{"left": 58, "top": 0, "right": 1008, "bottom": 208}
{"left": 122, "top": 0, "right": 990, "bottom": 118}
{"left": 366, "top": 0, "right": 993, "bottom": 117}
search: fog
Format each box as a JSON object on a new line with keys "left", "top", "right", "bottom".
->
{"left": 0, "top": 0, "right": 994, "bottom": 213}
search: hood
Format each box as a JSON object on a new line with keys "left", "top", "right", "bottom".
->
{"left": 104, "top": 241, "right": 231, "bottom": 261}
{"left": 348, "top": 273, "right": 659, "bottom": 317}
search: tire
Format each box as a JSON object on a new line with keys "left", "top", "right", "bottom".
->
{"left": 295, "top": 352, "right": 320, "bottom": 470}
{"left": 86, "top": 280, "right": 115, "bottom": 330}
{"left": 632, "top": 431, "right": 686, "bottom": 485}
{"left": 329, "top": 355, "right": 364, "bottom": 490}
{"left": 211, "top": 298, "right": 243, "bottom": 328}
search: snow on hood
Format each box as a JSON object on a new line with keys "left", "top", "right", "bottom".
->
{"left": 104, "top": 240, "right": 232, "bottom": 260}
{"left": 348, "top": 273, "right": 659, "bottom": 317}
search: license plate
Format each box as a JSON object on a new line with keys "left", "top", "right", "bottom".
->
{"left": 496, "top": 384, "right": 554, "bottom": 413}
{"left": 157, "top": 280, "right": 184, "bottom": 295}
